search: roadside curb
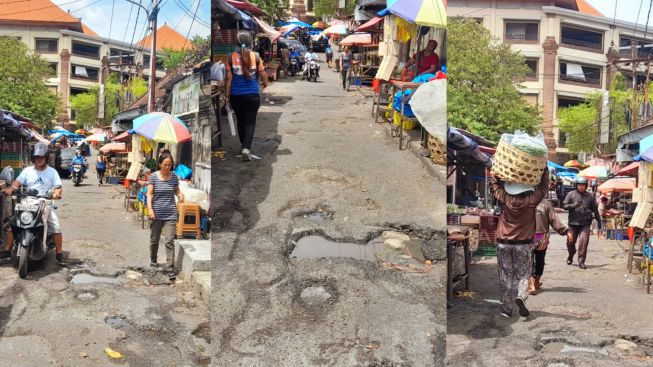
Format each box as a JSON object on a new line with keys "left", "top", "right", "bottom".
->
{"left": 175, "top": 239, "right": 211, "bottom": 302}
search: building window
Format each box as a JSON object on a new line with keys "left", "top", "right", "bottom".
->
{"left": 559, "top": 62, "right": 602, "bottom": 87}
{"left": 72, "top": 41, "right": 100, "bottom": 59}
{"left": 504, "top": 21, "right": 539, "bottom": 43}
{"left": 525, "top": 58, "right": 538, "bottom": 80}
{"left": 110, "top": 48, "right": 135, "bottom": 65}
{"left": 156, "top": 58, "right": 165, "bottom": 70}
{"left": 49, "top": 62, "right": 58, "bottom": 77}
{"left": 71, "top": 64, "right": 99, "bottom": 81}
{"left": 35, "top": 38, "right": 58, "bottom": 53}
{"left": 561, "top": 25, "right": 603, "bottom": 52}
{"left": 619, "top": 36, "right": 653, "bottom": 58}
{"left": 557, "top": 131, "right": 568, "bottom": 148}
{"left": 143, "top": 54, "right": 151, "bottom": 66}
{"left": 69, "top": 87, "right": 89, "bottom": 120}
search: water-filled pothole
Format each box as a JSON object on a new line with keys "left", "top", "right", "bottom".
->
{"left": 105, "top": 315, "right": 126, "bottom": 327}
{"left": 71, "top": 274, "right": 122, "bottom": 285}
{"left": 540, "top": 342, "right": 607, "bottom": 355}
{"left": 290, "top": 236, "right": 384, "bottom": 261}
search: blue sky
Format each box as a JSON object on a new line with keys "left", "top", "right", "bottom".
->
{"left": 53, "top": 0, "right": 210, "bottom": 42}
{"left": 587, "top": 0, "right": 653, "bottom": 26}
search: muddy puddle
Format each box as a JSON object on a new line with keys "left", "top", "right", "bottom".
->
{"left": 71, "top": 273, "right": 122, "bottom": 285}
{"left": 290, "top": 236, "right": 384, "bottom": 261}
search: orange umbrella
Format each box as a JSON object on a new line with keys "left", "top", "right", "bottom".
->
{"left": 597, "top": 177, "right": 636, "bottom": 193}
{"left": 339, "top": 33, "right": 372, "bottom": 46}
{"left": 99, "top": 142, "right": 127, "bottom": 153}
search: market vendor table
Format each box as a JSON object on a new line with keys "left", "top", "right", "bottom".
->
{"left": 390, "top": 81, "right": 422, "bottom": 150}
{"left": 447, "top": 233, "right": 471, "bottom": 303}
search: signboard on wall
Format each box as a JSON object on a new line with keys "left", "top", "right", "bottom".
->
{"left": 172, "top": 74, "right": 200, "bottom": 117}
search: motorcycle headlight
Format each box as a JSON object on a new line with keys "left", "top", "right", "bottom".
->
{"left": 20, "top": 211, "right": 34, "bottom": 225}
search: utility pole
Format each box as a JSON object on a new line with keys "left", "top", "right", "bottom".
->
{"left": 148, "top": 0, "right": 159, "bottom": 113}
{"left": 632, "top": 45, "right": 639, "bottom": 130}
{"left": 126, "top": 0, "right": 159, "bottom": 113}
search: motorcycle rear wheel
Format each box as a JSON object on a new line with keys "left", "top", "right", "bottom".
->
{"left": 18, "top": 245, "right": 28, "bottom": 279}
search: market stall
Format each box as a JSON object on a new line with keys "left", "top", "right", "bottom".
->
{"left": 372, "top": 0, "right": 446, "bottom": 153}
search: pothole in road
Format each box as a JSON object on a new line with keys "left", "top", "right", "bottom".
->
{"left": 539, "top": 341, "right": 608, "bottom": 356}
{"left": 71, "top": 273, "right": 122, "bottom": 285}
{"left": 263, "top": 96, "right": 293, "bottom": 106}
{"left": 290, "top": 235, "right": 384, "bottom": 261}
{"left": 294, "top": 208, "right": 334, "bottom": 223}
{"left": 105, "top": 315, "right": 127, "bottom": 328}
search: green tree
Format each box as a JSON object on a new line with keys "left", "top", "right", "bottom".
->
{"left": 70, "top": 75, "right": 147, "bottom": 129}
{"left": 159, "top": 35, "right": 210, "bottom": 70}
{"left": 558, "top": 93, "right": 601, "bottom": 154}
{"left": 447, "top": 18, "right": 542, "bottom": 142}
{"left": 250, "top": 0, "right": 289, "bottom": 23}
{"left": 0, "top": 37, "right": 60, "bottom": 129}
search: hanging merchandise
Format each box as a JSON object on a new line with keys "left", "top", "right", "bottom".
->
{"left": 139, "top": 136, "right": 155, "bottom": 154}
{"left": 395, "top": 17, "right": 417, "bottom": 43}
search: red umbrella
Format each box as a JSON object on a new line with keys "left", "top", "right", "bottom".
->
{"left": 597, "top": 177, "right": 636, "bottom": 193}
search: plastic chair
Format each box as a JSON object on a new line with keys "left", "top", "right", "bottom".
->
{"left": 177, "top": 202, "right": 201, "bottom": 239}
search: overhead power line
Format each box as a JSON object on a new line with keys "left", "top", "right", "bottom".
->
{"left": 181, "top": 0, "right": 201, "bottom": 51}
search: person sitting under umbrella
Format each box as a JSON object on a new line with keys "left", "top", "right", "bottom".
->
{"left": 403, "top": 40, "right": 440, "bottom": 77}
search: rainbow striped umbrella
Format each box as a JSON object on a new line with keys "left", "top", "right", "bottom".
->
{"left": 388, "top": 0, "right": 447, "bottom": 28}
{"left": 132, "top": 112, "right": 191, "bottom": 144}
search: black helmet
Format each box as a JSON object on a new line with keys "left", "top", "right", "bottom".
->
{"left": 31, "top": 142, "right": 49, "bottom": 159}
{"left": 575, "top": 177, "right": 588, "bottom": 185}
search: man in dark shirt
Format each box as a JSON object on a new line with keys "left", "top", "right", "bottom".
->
{"left": 563, "top": 177, "right": 602, "bottom": 269}
{"left": 491, "top": 169, "right": 549, "bottom": 318}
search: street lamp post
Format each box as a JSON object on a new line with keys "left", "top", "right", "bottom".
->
{"left": 126, "top": 0, "right": 159, "bottom": 113}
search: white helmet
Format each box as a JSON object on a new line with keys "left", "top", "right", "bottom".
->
{"left": 31, "top": 142, "right": 49, "bottom": 158}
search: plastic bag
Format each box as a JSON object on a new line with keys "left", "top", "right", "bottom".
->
{"left": 225, "top": 103, "right": 237, "bottom": 137}
{"left": 174, "top": 164, "right": 192, "bottom": 180}
{"left": 501, "top": 131, "right": 548, "bottom": 157}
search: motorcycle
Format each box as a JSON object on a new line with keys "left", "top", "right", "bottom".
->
{"left": 289, "top": 57, "right": 300, "bottom": 76}
{"left": 9, "top": 188, "right": 55, "bottom": 278}
{"left": 307, "top": 59, "right": 320, "bottom": 82}
{"left": 70, "top": 163, "right": 84, "bottom": 186}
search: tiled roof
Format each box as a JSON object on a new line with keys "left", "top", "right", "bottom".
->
{"left": 81, "top": 22, "right": 98, "bottom": 36}
{"left": 575, "top": 0, "right": 603, "bottom": 17}
{"left": 137, "top": 24, "right": 190, "bottom": 51}
{"left": 0, "top": 0, "right": 82, "bottom": 27}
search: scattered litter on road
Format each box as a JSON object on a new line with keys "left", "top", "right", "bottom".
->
{"left": 483, "top": 299, "right": 502, "bottom": 304}
{"left": 455, "top": 291, "right": 477, "bottom": 299}
{"left": 300, "top": 286, "right": 332, "bottom": 305}
{"left": 79, "top": 352, "right": 88, "bottom": 358}
{"left": 104, "top": 347, "right": 123, "bottom": 359}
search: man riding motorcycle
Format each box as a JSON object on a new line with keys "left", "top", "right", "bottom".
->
{"left": 302, "top": 48, "right": 320, "bottom": 80}
{"left": 2, "top": 142, "right": 65, "bottom": 264}
{"left": 71, "top": 150, "right": 87, "bottom": 172}
{"left": 289, "top": 46, "right": 303, "bottom": 74}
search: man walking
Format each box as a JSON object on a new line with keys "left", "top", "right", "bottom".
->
{"left": 491, "top": 169, "right": 549, "bottom": 318}
{"left": 563, "top": 177, "right": 602, "bottom": 269}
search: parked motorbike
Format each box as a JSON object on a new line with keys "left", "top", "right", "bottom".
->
{"left": 307, "top": 60, "right": 320, "bottom": 82}
{"left": 9, "top": 188, "right": 55, "bottom": 278}
{"left": 289, "top": 57, "right": 300, "bottom": 76}
{"left": 70, "top": 163, "right": 84, "bottom": 186}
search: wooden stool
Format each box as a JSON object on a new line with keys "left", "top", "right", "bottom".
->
{"left": 177, "top": 202, "right": 201, "bottom": 239}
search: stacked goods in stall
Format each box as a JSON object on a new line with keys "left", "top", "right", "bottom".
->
{"left": 0, "top": 141, "right": 24, "bottom": 177}
{"left": 492, "top": 131, "right": 548, "bottom": 185}
{"left": 631, "top": 161, "right": 653, "bottom": 228}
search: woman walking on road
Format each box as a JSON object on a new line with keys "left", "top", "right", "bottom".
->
{"left": 529, "top": 199, "right": 568, "bottom": 295}
{"left": 96, "top": 152, "right": 107, "bottom": 186}
{"left": 339, "top": 46, "right": 353, "bottom": 91}
{"left": 225, "top": 31, "right": 269, "bottom": 162}
{"left": 147, "top": 153, "right": 184, "bottom": 279}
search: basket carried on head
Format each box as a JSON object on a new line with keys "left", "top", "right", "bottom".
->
{"left": 493, "top": 139, "right": 547, "bottom": 185}
{"left": 428, "top": 135, "right": 446, "bottom": 166}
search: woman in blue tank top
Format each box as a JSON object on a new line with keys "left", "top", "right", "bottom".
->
{"left": 225, "top": 31, "right": 269, "bottom": 161}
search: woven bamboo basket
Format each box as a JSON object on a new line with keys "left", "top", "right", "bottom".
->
{"left": 428, "top": 135, "right": 446, "bottom": 166}
{"left": 492, "top": 140, "right": 547, "bottom": 185}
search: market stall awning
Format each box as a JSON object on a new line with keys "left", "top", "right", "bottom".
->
{"left": 281, "top": 24, "right": 300, "bottom": 37}
{"left": 99, "top": 142, "right": 128, "bottom": 153}
{"left": 616, "top": 161, "right": 639, "bottom": 176}
{"left": 355, "top": 16, "right": 384, "bottom": 32}
{"left": 340, "top": 33, "right": 372, "bottom": 46}
{"left": 322, "top": 24, "right": 348, "bottom": 36}
{"left": 214, "top": 0, "right": 246, "bottom": 21}
{"left": 388, "top": 0, "right": 447, "bottom": 28}
{"left": 254, "top": 16, "right": 281, "bottom": 41}
{"left": 112, "top": 130, "right": 133, "bottom": 142}
{"left": 578, "top": 166, "right": 608, "bottom": 179}
{"left": 598, "top": 177, "right": 636, "bottom": 193}
{"left": 225, "top": 0, "right": 265, "bottom": 16}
